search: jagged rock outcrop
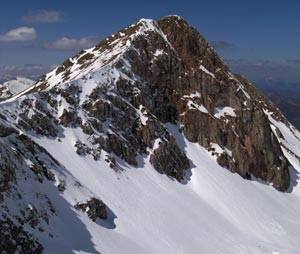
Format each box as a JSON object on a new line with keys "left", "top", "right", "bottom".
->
{"left": 150, "top": 136, "right": 190, "bottom": 180}
{"left": 0, "top": 217, "right": 43, "bottom": 254}
{"left": 59, "top": 109, "right": 82, "bottom": 127}
{"left": 0, "top": 123, "right": 18, "bottom": 137}
{"left": 75, "top": 198, "right": 108, "bottom": 221}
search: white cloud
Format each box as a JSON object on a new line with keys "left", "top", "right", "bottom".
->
{"left": 41, "top": 37, "right": 98, "bottom": 50}
{"left": 23, "top": 10, "right": 63, "bottom": 24}
{"left": 0, "top": 27, "right": 36, "bottom": 42}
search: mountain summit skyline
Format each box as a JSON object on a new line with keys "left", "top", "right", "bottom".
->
{"left": 1, "top": 1, "right": 300, "bottom": 84}
{"left": 0, "top": 15, "right": 300, "bottom": 254}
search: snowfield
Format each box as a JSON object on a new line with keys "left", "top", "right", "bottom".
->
{"left": 27, "top": 122, "right": 300, "bottom": 254}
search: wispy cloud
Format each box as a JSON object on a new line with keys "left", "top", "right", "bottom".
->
{"left": 41, "top": 37, "right": 99, "bottom": 50}
{"left": 22, "top": 10, "right": 63, "bottom": 24}
{"left": 0, "top": 27, "right": 36, "bottom": 42}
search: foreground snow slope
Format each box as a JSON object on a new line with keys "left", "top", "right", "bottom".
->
{"left": 27, "top": 122, "right": 300, "bottom": 254}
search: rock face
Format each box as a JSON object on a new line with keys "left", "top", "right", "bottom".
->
{"left": 0, "top": 120, "right": 62, "bottom": 253}
{"left": 156, "top": 16, "right": 290, "bottom": 191}
{"left": 75, "top": 198, "right": 108, "bottom": 221}
{"left": 150, "top": 136, "right": 190, "bottom": 181}
{"left": 0, "top": 217, "right": 43, "bottom": 254}
{"left": 0, "top": 123, "right": 18, "bottom": 137}
{"left": 0, "top": 16, "right": 293, "bottom": 191}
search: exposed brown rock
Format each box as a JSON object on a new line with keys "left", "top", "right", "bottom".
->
{"left": 75, "top": 197, "right": 108, "bottom": 221}
{"left": 0, "top": 123, "right": 18, "bottom": 137}
{"left": 150, "top": 136, "right": 190, "bottom": 181}
{"left": 59, "top": 109, "right": 82, "bottom": 127}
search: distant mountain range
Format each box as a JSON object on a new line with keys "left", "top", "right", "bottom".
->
{"left": 254, "top": 80, "right": 300, "bottom": 128}
{"left": 0, "top": 77, "right": 35, "bottom": 101}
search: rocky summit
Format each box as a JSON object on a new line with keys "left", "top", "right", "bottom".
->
{"left": 1, "top": 15, "right": 300, "bottom": 254}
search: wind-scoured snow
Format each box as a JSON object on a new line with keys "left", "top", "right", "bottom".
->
{"left": 187, "top": 100, "right": 209, "bottom": 113}
{"left": 181, "top": 92, "right": 208, "bottom": 114}
{"left": 265, "top": 110, "right": 300, "bottom": 158}
{"left": 214, "top": 106, "right": 236, "bottom": 119}
{"left": 137, "top": 105, "right": 149, "bottom": 125}
{"left": 210, "top": 142, "right": 233, "bottom": 157}
{"left": 199, "top": 65, "right": 215, "bottom": 78}
{"left": 183, "top": 91, "right": 201, "bottom": 99}
{"left": 153, "top": 49, "right": 165, "bottom": 57}
{"left": 228, "top": 72, "right": 251, "bottom": 100}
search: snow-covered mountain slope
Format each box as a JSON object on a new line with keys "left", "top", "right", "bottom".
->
{"left": 1, "top": 15, "right": 300, "bottom": 253}
{"left": 0, "top": 77, "right": 34, "bottom": 101}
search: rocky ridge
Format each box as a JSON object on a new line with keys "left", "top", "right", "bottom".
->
{"left": 3, "top": 16, "right": 294, "bottom": 191}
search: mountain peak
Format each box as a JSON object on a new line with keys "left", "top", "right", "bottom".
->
{"left": 5, "top": 15, "right": 221, "bottom": 102}
{"left": 158, "top": 15, "right": 227, "bottom": 73}
{"left": 160, "top": 15, "right": 186, "bottom": 22}
{"left": 1, "top": 15, "right": 300, "bottom": 253}
{"left": 1, "top": 15, "right": 295, "bottom": 191}
{"left": 136, "top": 18, "right": 156, "bottom": 26}
{"left": 159, "top": 15, "right": 187, "bottom": 24}
{"left": 3, "top": 17, "right": 173, "bottom": 101}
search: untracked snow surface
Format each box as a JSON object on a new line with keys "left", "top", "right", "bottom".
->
{"left": 28, "top": 123, "right": 300, "bottom": 254}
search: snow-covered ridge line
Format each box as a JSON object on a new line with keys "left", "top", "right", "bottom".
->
{"left": 1, "top": 19, "right": 175, "bottom": 105}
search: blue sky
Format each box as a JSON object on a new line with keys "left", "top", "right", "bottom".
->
{"left": 1, "top": 0, "right": 300, "bottom": 82}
